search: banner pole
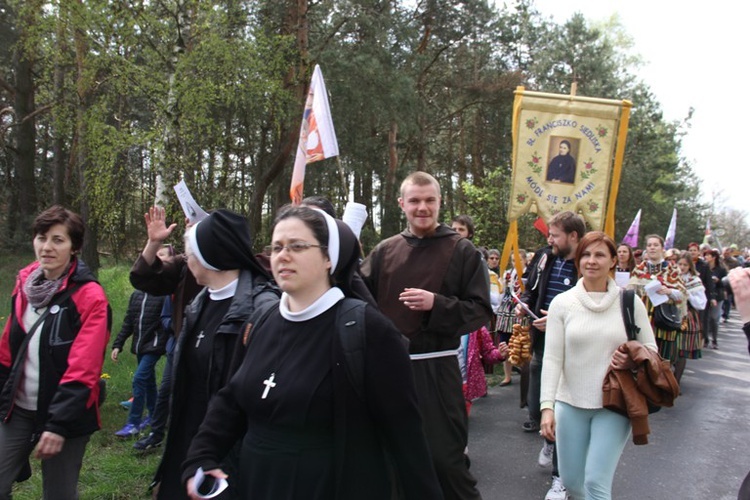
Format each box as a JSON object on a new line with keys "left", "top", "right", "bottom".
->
{"left": 604, "top": 100, "right": 632, "bottom": 238}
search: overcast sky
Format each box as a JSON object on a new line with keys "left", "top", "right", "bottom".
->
{"left": 525, "top": 0, "right": 750, "bottom": 226}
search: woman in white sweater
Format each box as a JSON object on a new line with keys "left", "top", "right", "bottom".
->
{"left": 539, "top": 231, "right": 657, "bottom": 500}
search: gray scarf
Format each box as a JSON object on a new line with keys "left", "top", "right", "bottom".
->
{"left": 23, "top": 263, "right": 71, "bottom": 309}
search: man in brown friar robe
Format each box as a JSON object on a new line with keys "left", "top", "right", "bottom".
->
{"left": 361, "top": 171, "right": 491, "bottom": 500}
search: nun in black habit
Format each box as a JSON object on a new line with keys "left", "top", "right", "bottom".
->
{"left": 153, "top": 209, "right": 277, "bottom": 500}
{"left": 182, "top": 206, "right": 443, "bottom": 500}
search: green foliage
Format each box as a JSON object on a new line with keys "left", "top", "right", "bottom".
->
{"left": 0, "top": 253, "right": 33, "bottom": 311}
{"left": 1, "top": 0, "right": 737, "bottom": 267}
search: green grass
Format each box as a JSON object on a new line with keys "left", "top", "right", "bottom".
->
{"left": 3, "top": 257, "right": 165, "bottom": 499}
{"left": 0, "top": 253, "right": 33, "bottom": 327}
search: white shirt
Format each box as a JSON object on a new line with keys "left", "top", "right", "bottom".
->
{"left": 16, "top": 305, "right": 45, "bottom": 410}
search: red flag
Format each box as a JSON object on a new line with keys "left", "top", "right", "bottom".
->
{"left": 533, "top": 217, "right": 549, "bottom": 238}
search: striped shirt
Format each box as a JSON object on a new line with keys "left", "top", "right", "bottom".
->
{"left": 542, "top": 257, "right": 576, "bottom": 310}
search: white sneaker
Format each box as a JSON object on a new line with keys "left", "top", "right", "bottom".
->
{"left": 538, "top": 442, "right": 554, "bottom": 468}
{"left": 544, "top": 475, "right": 569, "bottom": 500}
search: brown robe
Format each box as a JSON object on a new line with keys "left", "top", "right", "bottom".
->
{"left": 361, "top": 223, "right": 491, "bottom": 500}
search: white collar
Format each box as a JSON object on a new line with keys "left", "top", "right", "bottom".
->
{"left": 280, "top": 287, "right": 344, "bottom": 322}
{"left": 573, "top": 278, "right": 619, "bottom": 312}
{"left": 208, "top": 279, "right": 238, "bottom": 301}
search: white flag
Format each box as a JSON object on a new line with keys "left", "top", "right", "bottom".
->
{"left": 664, "top": 208, "right": 677, "bottom": 250}
{"left": 289, "top": 65, "right": 339, "bottom": 204}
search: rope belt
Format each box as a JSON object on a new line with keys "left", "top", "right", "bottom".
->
{"left": 409, "top": 349, "right": 459, "bottom": 361}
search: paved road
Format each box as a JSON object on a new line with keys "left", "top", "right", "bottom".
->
{"left": 468, "top": 310, "right": 750, "bottom": 499}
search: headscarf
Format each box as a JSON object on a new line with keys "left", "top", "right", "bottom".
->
{"left": 312, "top": 209, "right": 362, "bottom": 299}
{"left": 185, "top": 209, "right": 269, "bottom": 278}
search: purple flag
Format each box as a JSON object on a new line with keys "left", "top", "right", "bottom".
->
{"left": 664, "top": 208, "right": 677, "bottom": 250}
{"left": 702, "top": 219, "right": 711, "bottom": 246}
{"left": 621, "top": 209, "right": 641, "bottom": 248}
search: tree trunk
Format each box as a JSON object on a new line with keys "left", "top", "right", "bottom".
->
{"left": 52, "top": 4, "right": 69, "bottom": 205}
{"left": 74, "top": 1, "right": 98, "bottom": 273}
{"left": 248, "top": 0, "right": 309, "bottom": 242}
{"left": 14, "top": 39, "right": 38, "bottom": 240}
{"left": 381, "top": 120, "right": 400, "bottom": 238}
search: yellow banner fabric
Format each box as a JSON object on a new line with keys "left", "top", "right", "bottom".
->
{"left": 509, "top": 88, "right": 630, "bottom": 231}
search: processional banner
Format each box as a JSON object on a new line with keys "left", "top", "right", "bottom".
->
{"left": 500, "top": 87, "right": 631, "bottom": 284}
{"left": 508, "top": 87, "right": 631, "bottom": 232}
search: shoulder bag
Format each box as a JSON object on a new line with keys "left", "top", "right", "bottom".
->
{"left": 620, "top": 289, "right": 662, "bottom": 414}
{"left": 653, "top": 301, "right": 682, "bottom": 331}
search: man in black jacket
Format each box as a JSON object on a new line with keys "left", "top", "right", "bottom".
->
{"left": 516, "top": 211, "right": 585, "bottom": 500}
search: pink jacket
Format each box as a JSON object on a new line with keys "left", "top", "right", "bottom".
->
{"left": 464, "top": 326, "right": 505, "bottom": 401}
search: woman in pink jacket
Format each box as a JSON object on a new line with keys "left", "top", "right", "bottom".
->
{"left": 461, "top": 326, "right": 508, "bottom": 414}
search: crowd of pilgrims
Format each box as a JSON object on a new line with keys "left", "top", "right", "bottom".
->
{"left": 1, "top": 178, "right": 747, "bottom": 500}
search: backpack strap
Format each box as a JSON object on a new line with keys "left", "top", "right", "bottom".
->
{"left": 620, "top": 289, "right": 640, "bottom": 341}
{"left": 337, "top": 298, "right": 368, "bottom": 401}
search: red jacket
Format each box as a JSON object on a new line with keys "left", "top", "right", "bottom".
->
{"left": 0, "top": 259, "right": 111, "bottom": 439}
{"left": 602, "top": 341, "right": 679, "bottom": 445}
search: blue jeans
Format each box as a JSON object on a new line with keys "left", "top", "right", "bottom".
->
{"left": 555, "top": 402, "right": 631, "bottom": 500}
{"left": 721, "top": 291, "right": 732, "bottom": 320}
{"left": 128, "top": 353, "right": 160, "bottom": 426}
{"left": 708, "top": 301, "right": 722, "bottom": 345}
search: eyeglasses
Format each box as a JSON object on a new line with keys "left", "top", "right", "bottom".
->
{"left": 271, "top": 242, "right": 327, "bottom": 254}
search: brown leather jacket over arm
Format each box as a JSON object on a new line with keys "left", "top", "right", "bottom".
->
{"left": 602, "top": 341, "right": 680, "bottom": 445}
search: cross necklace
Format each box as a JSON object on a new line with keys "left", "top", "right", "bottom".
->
{"left": 262, "top": 373, "right": 276, "bottom": 399}
{"left": 195, "top": 331, "right": 206, "bottom": 348}
{"left": 261, "top": 321, "right": 303, "bottom": 400}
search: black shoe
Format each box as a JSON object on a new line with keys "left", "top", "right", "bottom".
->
{"left": 133, "top": 432, "right": 163, "bottom": 452}
{"left": 522, "top": 420, "right": 540, "bottom": 432}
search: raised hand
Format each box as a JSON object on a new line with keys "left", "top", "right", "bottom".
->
{"left": 145, "top": 206, "right": 178, "bottom": 244}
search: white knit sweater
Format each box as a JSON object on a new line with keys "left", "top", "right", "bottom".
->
{"left": 540, "top": 278, "right": 657, "bottom": 410}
